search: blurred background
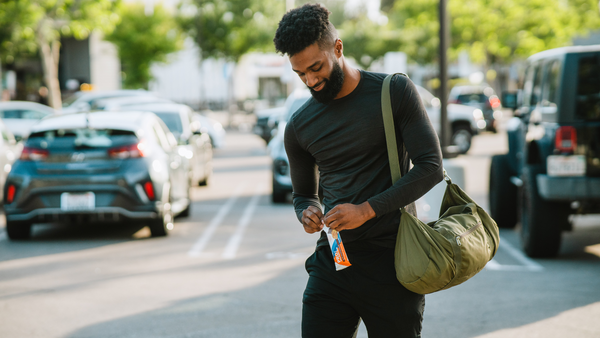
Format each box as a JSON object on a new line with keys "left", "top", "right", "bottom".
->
{"left": 1, "top": 1, "right": 600, "bottom": 338}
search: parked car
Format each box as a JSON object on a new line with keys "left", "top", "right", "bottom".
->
{"left": 253, "top": 106, "right": 286, "bottom": 144}
{"left": 0, "top": 118, "right": 21, "bottom": 204}
{"left": 448, "top": 84, "right": 502, "bottom": 132}
{"left": 192, "top": 112, "right": 227, "bottom": 149}
{"left": 3, "top": 111, "right": 191, "bottom": 239}
{"left": 113, "top": 103, "right": 213, "bottom": 187}
{"left": 61, "top": 90, "right": 155, "bottom": 114}
{"left": 0, "top": 101, "right": 57, "bottom": 140}
{"left": 268, "top": 89, "right": 312, "bottom": 203}
{"left": 416, "top": 85, "right": 483, "bottom": 154}
{"left": 90, "top": 95, "right": 172, "bottom": 111}
{"left": 490, "top": 45, "right": 600, "bottom": 257}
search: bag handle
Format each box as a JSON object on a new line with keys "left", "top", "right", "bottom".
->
{"left": 381, "top": 74, "right": 451, "bottom": 211}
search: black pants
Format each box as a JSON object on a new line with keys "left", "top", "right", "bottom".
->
{"left": 302, "top": 246, "right": 425, "bottom": 338}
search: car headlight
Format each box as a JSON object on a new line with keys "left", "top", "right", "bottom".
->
{"left": 472, "top": 109, "right": 484, "bottom": 120}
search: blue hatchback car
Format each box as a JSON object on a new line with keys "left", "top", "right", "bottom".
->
{"left": 3, "top": 111, "right": 191, "bottom": 239}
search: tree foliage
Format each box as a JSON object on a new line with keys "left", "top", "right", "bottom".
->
{"left": 179, "top": 0, "right": 285, "bottom": 61}
{"left": 388, "top": 0, "right": 600, "bottom": 65}
{"left": 106, "top": 3, "right": 184, "bottom": 89}
{"left": 0, "top": 0, "right": 120, "bottom": 108}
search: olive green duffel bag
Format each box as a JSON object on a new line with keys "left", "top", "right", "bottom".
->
{"left": 382, "top": 73, "right": 500, "bottom": 295}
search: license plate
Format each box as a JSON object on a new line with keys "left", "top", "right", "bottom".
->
{"left": 61, "top": 192, "right": 95, "bottom": 211}
{"left": 547, "top": 155, "right": 586, "bottom": 177}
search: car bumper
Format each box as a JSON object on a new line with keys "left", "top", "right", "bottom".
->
{"left": 6, "top": 206, "right": 159, "bottom": 223}
{"left": 537, "top": 174, "right": 600, "bottom": 200}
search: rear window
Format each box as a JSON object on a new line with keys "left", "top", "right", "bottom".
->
{"left": 576, "top": 55, "right": 600, "bottom": 120}
{"left": 456, "top": 94, "right": 488, "bottom": 104}
{"left": 27, "top": 129, "right": 137, "bottom": 150}
{"left": 0, "top": 109, "right": 50, "bottom": 119}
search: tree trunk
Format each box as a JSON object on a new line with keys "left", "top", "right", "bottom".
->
{"left": 37, "top": 33, "right": 62, "bottom": 109}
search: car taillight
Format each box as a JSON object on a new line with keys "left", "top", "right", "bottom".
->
{"left": 555, "top": 126, "right": 577, "bottom": 153}
{"left": 20, "top": 147, "right": 49, "bottom": 161}
{"left": 6, "top": 184, "right": 16, "bottom": 204}
{"left": 448, "top": 99, "right": 460, "bottom": 104}
{"left": 489, "top": 96, "right": 501, "bottom": 109}
{"left": 144, "top": 181, "right": 155, "bottom": 201}
{"left": 108, "top": 143, "right": 145, "bottom": 159}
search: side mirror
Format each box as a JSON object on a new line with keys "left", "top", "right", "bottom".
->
{"left": 501, "top": 91, "right": 518, "bottom": 110}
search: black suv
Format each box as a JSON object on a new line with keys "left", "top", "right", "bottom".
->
{"left": 490, "top": 45, "right": 600, "bottom": 257}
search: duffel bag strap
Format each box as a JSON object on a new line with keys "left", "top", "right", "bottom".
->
{"left": 381, "top": 73, "right": 452, "bottom": 212}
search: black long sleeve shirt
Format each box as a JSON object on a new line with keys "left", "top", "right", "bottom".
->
{"left": 284, "top": 71, "right": 443, "bottom": 250}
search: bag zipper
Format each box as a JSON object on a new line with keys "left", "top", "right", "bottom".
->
{"left": 455, "top": 221, "right": 482, "bottom": 246}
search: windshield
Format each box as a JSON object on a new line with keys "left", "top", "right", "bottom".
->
{"left": 153, "top": 112, "right": 184, "bottom": 135}
{"left": 62, "top": 92, "right": 84, "bottom": 107}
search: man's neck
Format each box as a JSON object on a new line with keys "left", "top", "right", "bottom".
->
{"left": 334, "top": 61, "right": 361, "bottom": 100}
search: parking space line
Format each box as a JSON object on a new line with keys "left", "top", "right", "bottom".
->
{"left": 485, "top": 236, "right": 544, "bottom": 272}
{"left": 222, "top": 184, "right": 264, "bottom": 259}
{"left": 188, "top": 183, "right": 246, "bottom": 257}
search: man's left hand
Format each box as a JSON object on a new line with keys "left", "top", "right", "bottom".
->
{"left": 324, "top": 201, "right": 376, "bottom": 231}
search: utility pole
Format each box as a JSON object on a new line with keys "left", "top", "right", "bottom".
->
{"left": 439, "top": 0, "right": 454, "bottom": 157}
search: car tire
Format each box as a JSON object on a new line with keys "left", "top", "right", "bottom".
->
{"left": 6, "top": 221, "right": 32, "bottom": 240}
{"left": 519, "top": 165, "right": 570, "bottom": 258}
{"left": 149, "top": 203, "right": 173, "bottom": 237}
{"left": 489, "top": 154, "right": 518, "bottom": 228}
{"left": 451, "top": 125, "right": 472, "bottom": 154}
{"left": 198, "top": 166, "right": 212, "bottom": 186}
{"left": 272, "top": 176, "right": 287, "bottom": 204}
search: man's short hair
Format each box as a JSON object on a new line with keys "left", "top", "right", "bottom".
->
{"left": 273, "top": 3, "right": 337, "bottom": 57}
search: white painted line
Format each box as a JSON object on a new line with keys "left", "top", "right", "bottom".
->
{"left": 484, "top": 237, "right": 544, "bottom": 272}
{"left": 188, "top": 183, "right": 246, "bottom": 257}
{"left": 222, "top": 184, "right": 264, "bottom": 259}
{"left": 499, "top": 236, "right": 545, "bottom": 271}
{"left": 0, "top": 230, "right": 6, "bottom": 242}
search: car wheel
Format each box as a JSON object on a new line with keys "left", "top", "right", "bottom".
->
{"left": 149, "top": 202, "right": 173, "bottom": 237}
{"left": 520, "top": 165, "right": 570, "bottom": 258}
{"left": 6, "top": 221, "right": 32, "bottom": 240}
{"left": 198, "top": 165, "right": 212, "bottom": 186}
{"left": 178, "top": 184, "right": 192, "bottom": 218}
{"left": 272, "top": 176, "right": 287, "bottom": 204}
{"left": 451, "top": 126, "right": 472, "bottom": 154}
{"left": 489, "top": 154, "right": 518, "bottom": 228}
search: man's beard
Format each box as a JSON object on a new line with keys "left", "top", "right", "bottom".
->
{"left": 308, "top": 60, "right": 345, "bottom": 104}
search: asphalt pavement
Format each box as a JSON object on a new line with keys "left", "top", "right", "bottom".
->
{"left": 1, "top": 127, "right": 599, "bottom": 338}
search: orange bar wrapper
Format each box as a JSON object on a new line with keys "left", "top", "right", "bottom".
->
{"left": 324, "top": 227, "right": 351, "bottom": 271}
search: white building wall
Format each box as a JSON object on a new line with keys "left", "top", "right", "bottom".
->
{"left": 89, "top": 32, "right": 121, "bottom": 91}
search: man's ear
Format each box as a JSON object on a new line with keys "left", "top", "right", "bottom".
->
{"left": 334, "top": 39, "right": 343, "bottom": 57}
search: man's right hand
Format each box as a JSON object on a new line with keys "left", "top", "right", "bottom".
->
{"left": 301, "top": 206, "right": 324, "bottom": 233}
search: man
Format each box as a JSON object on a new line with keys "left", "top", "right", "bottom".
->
{"left": 274, "top": 4, "right": 443, "bottom": 337}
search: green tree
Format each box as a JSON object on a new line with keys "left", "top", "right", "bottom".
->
{"left": 106, "top": 3, "right": 184, "bottom": 89}
{"left": 0, "top": 1, "right": 38, "bottom": 64}
{"left": 179, "top": 0, "right": 284, "bottom": 61}
{"left": 2, "top": 0, "right": 120, "bottom": 109}
{"left": 389, "top": 0, "right": 600, "bottom": 66}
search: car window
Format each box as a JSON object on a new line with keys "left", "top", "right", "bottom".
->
{"left": 0, "top": 109, "right": 22, "bottom": 119}
{"left": 531, "top": 64, "right": 544, "bottom": 106}
{"left": 26, "top": 128, "right": 137, "bottom": 150}
{"left": 153, "top": 112, "right": 184, "bottom": 136}
{"left": 152, "top": 121, "right": 172, "bottom": 152}
{"left": 522, "top": 65, "right": 536, "bottom": 107}
{"left": 576, "top": 55, "right": 600, "bottom": 121}
{"left": 22, "top": 109, "right": 50, "bottom": 119}
{"left": 456, "top": 94, "right": 487, "bottom": 104}
{"left": 542, "top": 60, "right": 561, "bottom": 109}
